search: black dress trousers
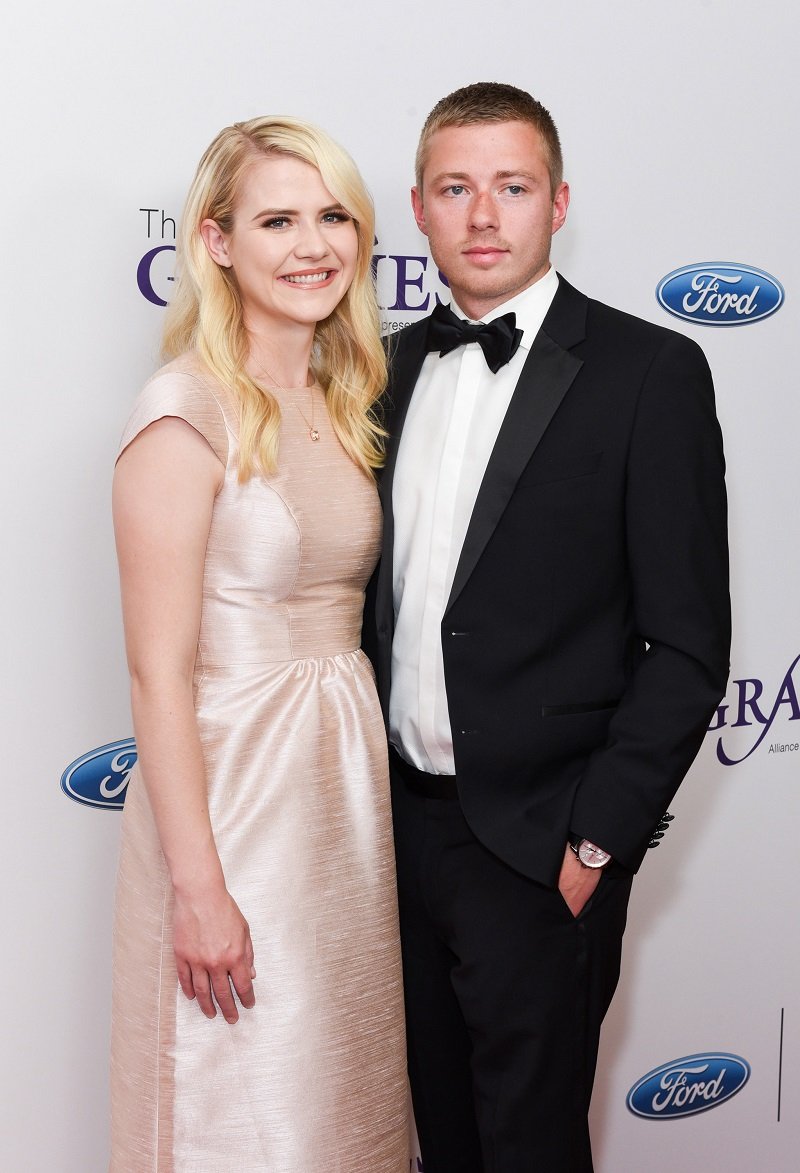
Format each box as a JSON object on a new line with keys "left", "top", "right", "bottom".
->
{"left": 391, "top": 764, "right": 633, "bottom": 1173}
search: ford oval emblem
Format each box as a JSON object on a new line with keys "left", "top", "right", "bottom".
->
{"left": 656, "top": 263, "right": 784, "bottom": 326}
{"left": 627, "top": 1052, "right": 750, "bottom": 1119}
{"left": 60, "top": 738, "right": 136, "bottom": 810}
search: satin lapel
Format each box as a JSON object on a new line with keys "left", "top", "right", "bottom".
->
{"left": 445, "top": 325, "right": 583, "bottom": 615}
{"left": 375, "top": 323, "right": 430, "bottom": 631}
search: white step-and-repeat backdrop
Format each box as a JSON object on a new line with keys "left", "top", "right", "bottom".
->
{"left": 2, "top": 2, "right": 797, "bottom": 1169}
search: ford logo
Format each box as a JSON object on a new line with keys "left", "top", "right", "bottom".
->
{"left": 656, "top": 263, "right": 784, "bottom": 326}
{"left": 60, "top": 738, "right": 136, "bottom": 810}
{"left": 627, "top": 1052, "right": 750, "bottom": 1119}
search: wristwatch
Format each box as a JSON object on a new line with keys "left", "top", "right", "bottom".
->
{"left": 568, "top": 835, "right": 612, "bottom": 869}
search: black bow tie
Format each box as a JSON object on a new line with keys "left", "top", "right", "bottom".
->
{"left": 426, "top": 301, "right": 523, "bottom": 374}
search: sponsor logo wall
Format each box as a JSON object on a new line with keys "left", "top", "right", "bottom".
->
{"left": 6, "top": 2, "right": 798, "bottom": 1170}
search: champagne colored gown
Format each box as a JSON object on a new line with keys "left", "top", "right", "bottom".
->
{"left": 110, "top": 354, "right": 407, "bottom": 1171}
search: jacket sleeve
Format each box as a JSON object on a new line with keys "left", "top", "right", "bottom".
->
{"left": 569, "top": 331, "right": 730, "bottom": 871}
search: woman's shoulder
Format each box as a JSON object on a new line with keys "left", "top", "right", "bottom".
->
{"left": 118, "top": 352, "right": 233, "bottom": 466}
{"left": 140, "top": 352, "right": 235, "bottom": 425}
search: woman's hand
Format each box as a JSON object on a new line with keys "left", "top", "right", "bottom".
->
{"left": 173, "top": 883, "right": 256, "bottom": 1024}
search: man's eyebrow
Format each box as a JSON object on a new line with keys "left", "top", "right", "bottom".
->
{"left": 428, "top": 172, "right": 471, "bottom": 185}
{"left": 428, "top": 170, "right": 538, "bottom": 185}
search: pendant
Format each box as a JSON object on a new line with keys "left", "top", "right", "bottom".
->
{"left": 309, "top": 428, "right": 320, "bottom": 442}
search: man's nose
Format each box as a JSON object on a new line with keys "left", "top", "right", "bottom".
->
{"left": 468, "top": 191, "right": 499, "bottom": 230}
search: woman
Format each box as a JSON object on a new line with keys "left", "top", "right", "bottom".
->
{"left": 110, "top": 117, "right": 408, "bottom": 1171}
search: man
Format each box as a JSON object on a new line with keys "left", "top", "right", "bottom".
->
{"left": 368, "top": 83, "right": 730, "bottom": 1171}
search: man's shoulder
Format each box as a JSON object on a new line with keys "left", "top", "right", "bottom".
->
{"left": 385, "top": 316, "right": 429, "bottom": 354}
{"left": 558, "top": 275, "right": 705, "bottom": 361}
{"left": 587, "top": 294, "right": 690, "bottom": 345}
{"left": 384, "top": 317, "right": 430, "bottom": 394}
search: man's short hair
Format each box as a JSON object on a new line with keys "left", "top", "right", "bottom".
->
{"left": 415, "top": 81, "right": 563, "bottom": 198}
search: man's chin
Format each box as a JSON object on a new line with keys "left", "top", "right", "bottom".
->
{"left": 448, "top": 275, "right": 513, "bottom": 311}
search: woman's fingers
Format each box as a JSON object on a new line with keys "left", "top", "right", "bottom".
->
{"left": 231, "top": 956, "right": 256, "bottom": 1011}
{"left": 178, "top": 954, "right": 256, "bottom": 1023}
{"left": 176, "top": 958, "right": 196, "bottom": 1003}
{"left": 209, "top": 966, "right": 240, "bottom": 1024}
{"left": 191, "top": 969, "right": 218, "bottom": 1020}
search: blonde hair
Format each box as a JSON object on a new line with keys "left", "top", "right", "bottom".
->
{"left": 163, "top": 116, "right": 385, "bottom": 480}
{"left": 416, "top": 82, "right": 564, "bottom": 198}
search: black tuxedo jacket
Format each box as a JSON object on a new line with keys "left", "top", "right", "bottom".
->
{"left": 368, "top": 275, "right": 730, "bottom": 888}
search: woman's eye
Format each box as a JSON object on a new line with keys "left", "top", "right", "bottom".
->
{"left": 264, "top": 217, "right": 289, "bottom": 229}
{"left": 322, "top": 211, "right": 351, "bottom": 224}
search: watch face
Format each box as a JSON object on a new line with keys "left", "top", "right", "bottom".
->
{"left": 578, "top": 840, "right": 611, "bottom": 868}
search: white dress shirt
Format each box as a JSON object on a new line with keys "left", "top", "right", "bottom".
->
{"left": 389, "top": 266, "right": 559, "bottom": 773}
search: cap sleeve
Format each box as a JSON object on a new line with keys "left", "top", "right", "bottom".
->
{"left": 117, "top": 366, "right": 230, "bottom": 467}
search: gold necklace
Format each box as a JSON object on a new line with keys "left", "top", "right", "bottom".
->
{"left": 294, "top": 387, "right": 320, "bottom": 442}
{"left": 251, "top": 361, "right": 320, "bottom": 443}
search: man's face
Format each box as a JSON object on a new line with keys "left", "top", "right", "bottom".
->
{"left": 412, "top": 120, "right": 569, "bottom": 319}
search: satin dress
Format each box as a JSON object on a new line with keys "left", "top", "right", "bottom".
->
{"left": 110, "top": 354, "right": 408, "bottom": 1171}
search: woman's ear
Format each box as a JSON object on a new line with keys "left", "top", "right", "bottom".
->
{"left": 199, "top": 219, "right": 233, "bottom": 268}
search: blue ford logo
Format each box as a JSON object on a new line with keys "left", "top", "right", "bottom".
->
{"left": 60, "top": 738, "right": 136, "bottom": 810}
{"left": 627, "top": 1053, "right": 750, "bottom": 1119}
{"left": 656, "top": 263, "right": 784, "bottom": 326}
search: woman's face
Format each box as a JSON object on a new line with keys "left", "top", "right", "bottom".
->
{"left": 205, "top": 154, "right": 359, "bottom": 335}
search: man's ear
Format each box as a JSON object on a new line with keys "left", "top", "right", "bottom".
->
{"left": 199, "top": 219, "right": 233, "bottom": 267}
{"left": 411, "top": 187, "right": 428, "bottom": 237}
{"left": 551, "top": 181, "right": 570, "bottom": 237}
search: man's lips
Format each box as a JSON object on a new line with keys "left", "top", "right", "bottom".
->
{"left": 462, "top": 247, "right": 508, "bottom": 263}
{"left": 279, "top": 269, "right": 337, "bottom": 287}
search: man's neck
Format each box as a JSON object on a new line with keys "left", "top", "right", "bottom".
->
{"left": 452, "top": 265, "right": 553, "bottom": 322}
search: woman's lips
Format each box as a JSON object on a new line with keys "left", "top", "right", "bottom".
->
{"left": 280, "top": 269, "right": 336, "bottom": 286}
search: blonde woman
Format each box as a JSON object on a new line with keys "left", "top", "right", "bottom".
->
{"left": 110, "top": 117, "right": 407, "bottom": 1171}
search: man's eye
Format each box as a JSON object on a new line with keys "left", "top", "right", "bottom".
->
{"left": 505, "top": 185, "right": 524, "bottom": 195}
{"left": 447, "top": 185, "right": 466, "bottom": 196}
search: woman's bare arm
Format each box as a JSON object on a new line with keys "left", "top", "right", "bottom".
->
{"left": 113, "top": 416, "right": 255, "bottom": 1024}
